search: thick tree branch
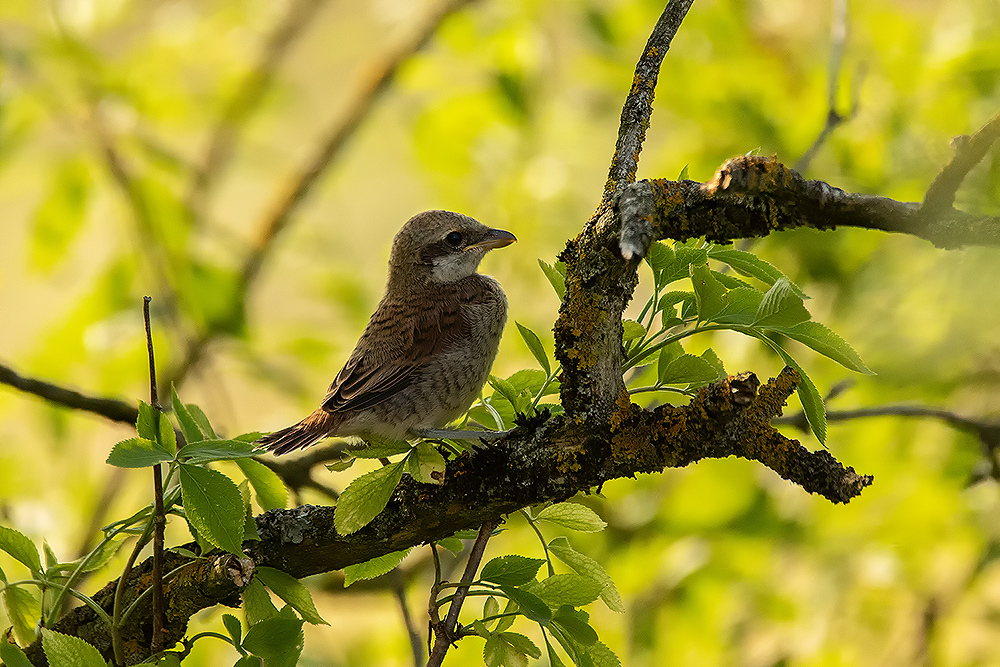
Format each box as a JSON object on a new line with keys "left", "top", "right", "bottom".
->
{"left": 28, "top": 369, "right": 870, "bottom": 665}
{"left": 619, "top": 153, "right": 1000, "bottom": 257}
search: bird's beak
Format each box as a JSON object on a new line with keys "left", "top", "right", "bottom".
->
{"left": 468, "top": 228, "right": 517, "bottom": 251}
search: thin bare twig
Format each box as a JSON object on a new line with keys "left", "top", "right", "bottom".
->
{"left": 189, "top": 0, "right": 332, "bottom": 215}
{"left": 922, "top": 110, "right": 1000, "bottom": 216}
{"left": 427, "top": 519, "right": 500, "bottom": 667}
{"left": 166, "top": 0, "right": 478, "bottom": 389}
{"left": 143, "top": 297, "right": 167, "bottom": 655}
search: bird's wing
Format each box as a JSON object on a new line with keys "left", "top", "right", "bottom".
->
{"left": 319, "top": 290, "right": 468, "bottom": 414}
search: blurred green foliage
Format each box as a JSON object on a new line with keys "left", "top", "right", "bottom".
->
{"left": 1, "top": 0, "right": 1000, "bottom": 665}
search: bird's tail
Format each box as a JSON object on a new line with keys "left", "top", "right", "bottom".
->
{"left": 255, "top": 409, "right": 338, "bottom": 455}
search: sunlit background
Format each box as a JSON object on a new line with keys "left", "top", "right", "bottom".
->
{"left": 2, "top": 0, "right": 1000, "bottom": 664}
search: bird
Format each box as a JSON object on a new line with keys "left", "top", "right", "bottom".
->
{"left": 256, "top": 210, "right": 516, "bottom": 455}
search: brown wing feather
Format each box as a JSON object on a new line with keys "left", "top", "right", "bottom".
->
{"left": 319, "top": 283, "right": 470, "bottom": 414}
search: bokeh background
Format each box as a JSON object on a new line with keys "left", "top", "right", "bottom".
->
{"left": 2, "top": 0, "right": 1000, "bottom": 665}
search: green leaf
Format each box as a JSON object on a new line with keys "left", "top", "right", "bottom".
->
{"left": 483, "top": 595, "right": 500, "bottom": 622}
{"left": 29, "top": 158, "right": 90, "bottom": 273}
{"left": 484, "top": 632, "right": 531, "bottom": 667}
{"left": 538, "top": 259, "right": 566, "bottom": 300}
{"left": 242, "top": 578, "right": 279, "bottom": 625}
{"left": 700, "top": 348, "right": 727, "bottom": 377}
{"left": 136, "top": 401, "right": 159, "bottom": 441}
{"left": 710, "top": 287, "right": 764, "bottom": 325}
{"left": 156, "top": 409, "right": 177, "bottom": 455}
{"left": 40, "top": 629, "right": 108, "bottom": 667}
{"left": 772, "top": 321, "right": 873, "bottom": 374}
{"left": 553, "top": 606, "right": 598, "bottom": 646}
{"left": 525, "top": 573, "right": 603, "bottom": 608}
{"left": 177, "top": 439, "right": 257, "bottom": 463}
{"left": 236, "top": 459, "right": 287, "bottom": 510}
{"left": 690, "top": 263, "right": 727, "bottom": 322}
{"left": 343, "top": 549, "right": 411, "bottom": 587}
{"left": 0, "top": 526, "right": 42, "bottom": 575}
{"left": 178, "top": 463, "right": 245, "bottom": 554}
{"left": 222, "top": 613, "right": 243, "bottom": 646}
{"left": 584, "top": 640, "right": 622, "bottom": 667}
{"left": 621, "top": 320, "right": 646, "bottom": 343}
{"left": 711, "top": 269, "right": 754, "bottom": 290}
{"left": 106, "top": 438, "right": 172, "bottom": 469}
{"left": 2, "top": 585, "right": 38, "bottom": 644}
{"left": 334, "top": 460, "right": 405, "bottom": 535}
{"left": 186, "top": 404, "right": 218, "bottom": 440}
{"left": 405, "top": 442, "right": 447, "bottom": 485}
{"left": 707, "top": 247, "right": 806, "bottom": 297}
{"left": 232, "top": 655, "right": 262, "bottom": 667}
{"left": 644, "top": 242, "right": 675, "bottom": 284}
{"left": 489, "top": 375, "right": 523, "bottom": 412}
{"left": 480, "top": 555, "right": 546, "bottom": 587}
{"left": 754, "top": 278, "right": 811, "bottom": 328}
{"left": 254, "top": 566, "right": 328, "bottom": 625}
{"left": 436, "top": 536, "right": 464, "bottom": 554}
{"left": 500, "top": 586, "right": 551, "bottom": 623}
{"left": 655, "top": 342, "right": 684, "bottom": 381}
{"left": 658, "top": 354, "right": 722, "bottom": 386}
{"left": 505, "top": 369, "right": 552, "bottom": 397}
{"left": 242, "top": 609, "right": 304, "bottom": 667}
{"left": 352, "top": 440, "right": 412, "bottom": 459}
{"left": 549, "top": 537, "right": 624, "bottom": 613}
{"left": 516, "top": 322, "right": 550, "bottom": 374}
{"left": 494, "top": 598, "right": 517, "bottom": 633}
{"left": 171, "top": 386, "right": 206, "bottom": 444}
{"left": 535, "top": 503, "right": 607, "bottom": 533}
{"left": 677, "top": 164, "right": 689, "bottom": 180}
{"left": 1, "top": 632, "right": 34, "bottom": 667}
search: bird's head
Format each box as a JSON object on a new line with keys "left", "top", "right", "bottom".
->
{"left": 388, "top": 210, "right": 516, "bottom": 285}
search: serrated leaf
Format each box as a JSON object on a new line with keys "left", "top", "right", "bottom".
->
{"left": 655, "top": 342, "right": 684, "bottom": 381}
{"left": 495, "top": 598, "right": 517, "bottom": 633}
{"left": 505, "top": 369, "right": 551, "bottom": 396}
{"left": 658, "top": 354, "right": 721, "bottom": 386}
{"left": 222, "top": 613, "right": 243, "bottom": 646}
{"left": 690, "top": 263, "right": 727, "bottom": 322}
{"left": 406, "top": 442, "right": 446, "bottom": 485}
{"left": 773, "top": 321, "right": 873, "bottom": 374}
{"left": 325, "top": 456, "right": 356, "bottom": 472}
{"left": 526, "top": 573, "right": 603, "bottom": 608}
{"left": 136, "top": 401, "right": 158, "bottom": 441}
{"left": 242, "top": 609, "right": 304, "bottom": 667}
{"left": 549, "top": 538, "right": 624, "bottom": 613}
{"left": 343, "top": 548, "right": 411, "bottom": 587}
{"left": 40, "top": 628, "right": 107, "bottom": 667}
{"left": 171, "top": 386, "right": 205, "bottom": 443}
{"left": 483, "top": 595, "right": 500, "bottom": 622}
{"left": 484, "top": 633, "right": 527, "bottom": 667}
{"left": 516, "top": 322, "right": 550, "bottom": 374}
{"left": 553, "top": 606, "right": 598, "bottom": 646}
{"left": 352, "top": 439, "right": 412, "bottom": 459}
{"left": 711, "top": 270, "right": 753, "bottom": 290}
{"left": 503, "top": 632, "right": 541, "bottom": 659}
{"left": 707, "top": 247, "right": 806, "bottom": 297}
{"left": 754, "top": 278, "right": 811, "bottom": 328}
{"left": 480, "top": 555, "right": 546, "bottom": 587}
{"left": 232, "top": 657, "right": 261, "bottom": 667}
{"left": 177, "top": 439, "right": 257, "bottom": 463}
{"left": 254, "top": 566, "right": 327, "bottom": 625}
{"left": 242, "top": 577, "right": 278, "bottom": 624}
{"left": 435, "top": 536, "right": 464, "bottom": 553}
{"left": 2, "top": 585, "right": 38, "bottom": 644}
{"left": 236, "top": 458, "right": 287, "bottom": 510}
{"left": 585, "top": 640, "right": 622, "bottom": 667}
{"left": 710, "top": 286, "right": 764, "bottom": 325}
{"left": 334, "top": 460, "right": 405, "bottom": 535}
{"left": 178, "top": 463, "right": 245, "bottom": 554}
{"left": 538, "top": 259, "right": 566, "bottom": 300}
{"left": 0, "top": 527, "right": 41, "bottom": 575}
{"left": 156, "top": 409, "right": 177, "bottom": 455}
{"left": 489, "top": 375, "right": 523, "bottom": 411}
{"left": 1, "top": 632, "right": 33, "bottom": 667}
{"left": 621, "top": 320, "right": 645, "bottom": 343}
{"left": 757, "top": 335, "right": 827, "bottom": 444}
{"left": 105, "top": 438, "right": 172, "bottom": 468}
{"left": 535, "top": 503, "right": 607, "bottom": 533}
{"left": 644, "top": 242, "right": 675, "bottom": 283}
{"left": 700, "top": 348, "right": 727, "bottom": 377}
{"left": 186, "top": 404, "right": 218, "bottom": 439}
{"left": 500, "top": 586, "right": 551, "bottom": 623}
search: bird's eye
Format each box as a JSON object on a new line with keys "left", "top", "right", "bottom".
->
{"left": 445, "top": 231, "right": 464, "bottom": 247}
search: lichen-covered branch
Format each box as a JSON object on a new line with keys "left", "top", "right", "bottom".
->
{"left": 26, "top": 369, "right": 868, "bottom": 665}
{"left": 619, "top": 154, "right": 1000, "bottom": 257}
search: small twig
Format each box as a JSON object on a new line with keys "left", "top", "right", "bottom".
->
{"left": 922, "top": 110, "right": 1000, "bottom": 216}
{"left": 390, "top": 568, "right": 424, "bottom": 667}
{"left": 111, "top": 527, "right": 150, "bottom": 666}
{"left": 427, "top": 519, "right": 500, "bottom": 667}
{"left": 143, "top": 297, "right": 167, "bottom": 655}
